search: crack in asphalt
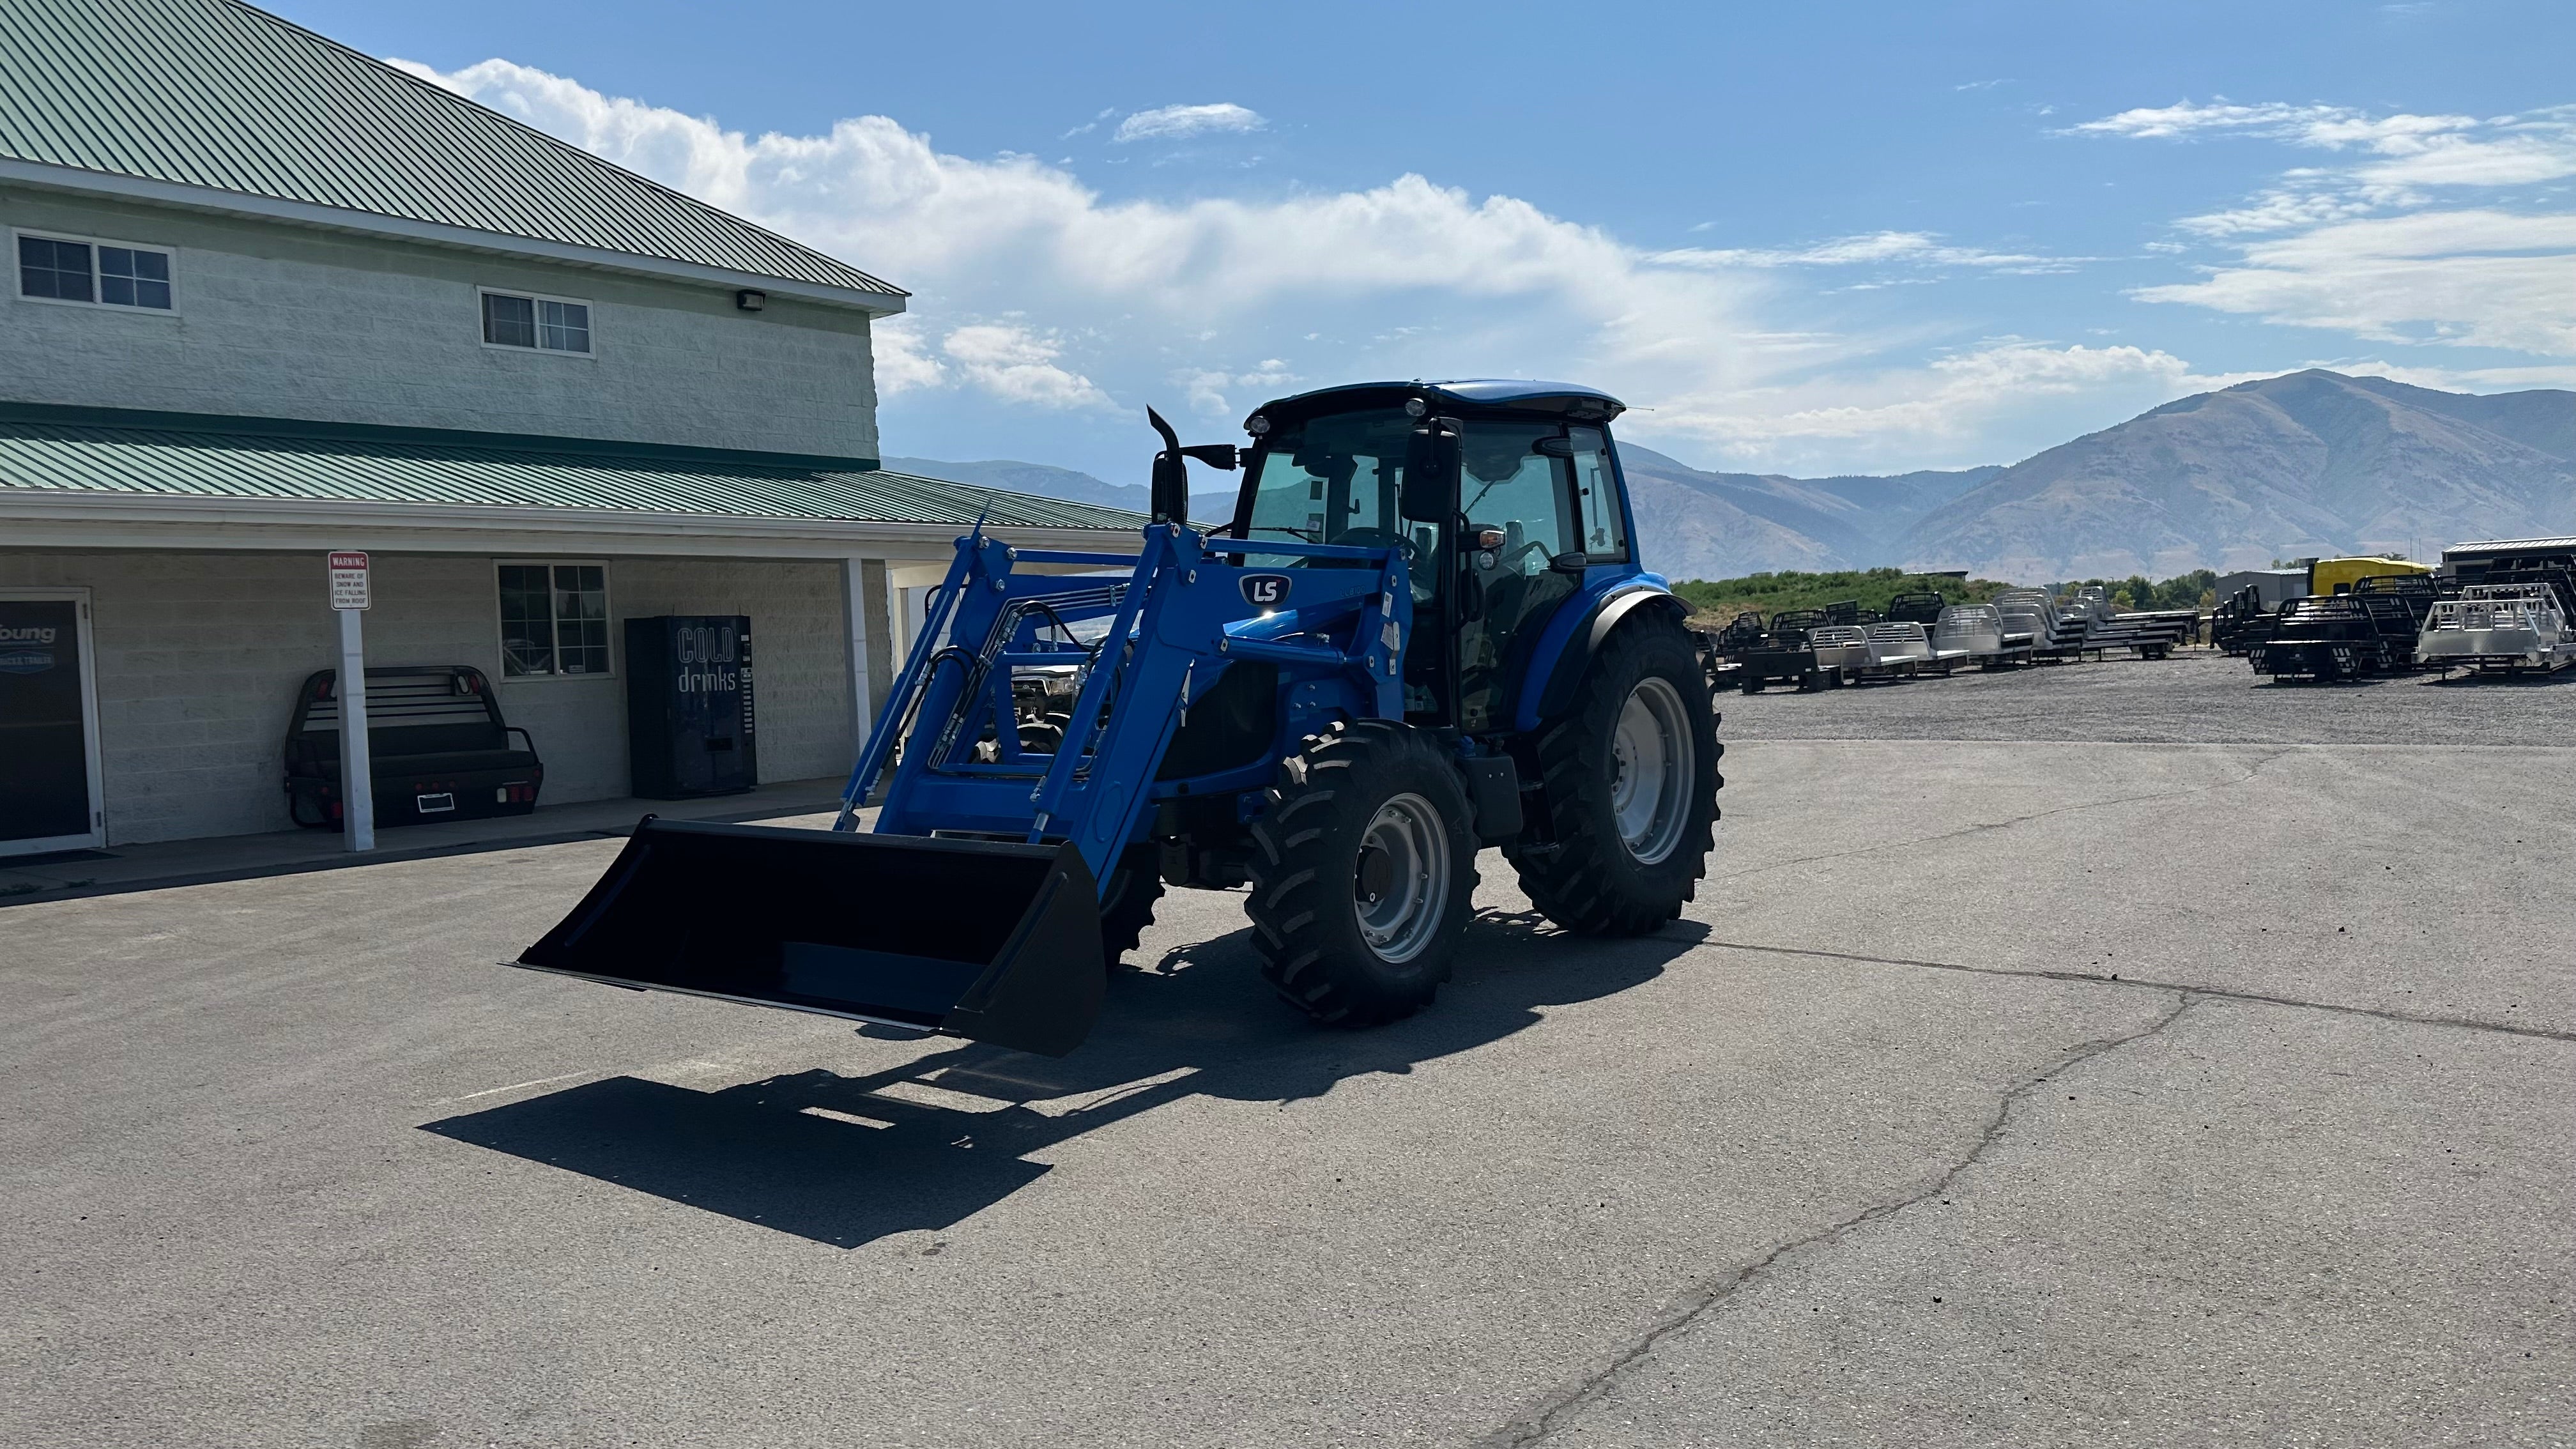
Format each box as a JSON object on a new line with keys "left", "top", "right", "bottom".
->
{"left": 1475, "top": 992, "right": 2200, "bottom": 1448}
{"left": 1706, "top": 748, "right": 2291, "bottom": 885}
{"left": 1700, "top": 939, "right": 2576, "bottom": 1044}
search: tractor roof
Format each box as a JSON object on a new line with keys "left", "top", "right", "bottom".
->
{"left": 1245, "top": 379, "right": 1625, "bottom": 432}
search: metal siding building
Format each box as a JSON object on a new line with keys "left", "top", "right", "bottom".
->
{"left": 0, "top": 0, "right": 1140, "bottom": 852}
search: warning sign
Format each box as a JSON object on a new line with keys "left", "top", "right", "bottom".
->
{"left": 328, "top": 551, "right": 371, "bottom": 611}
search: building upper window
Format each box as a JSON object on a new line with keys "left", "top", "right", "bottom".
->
{"left": 498, "top": 563, "right": 611, "bottom": 677}
{"left": 480, "top": 288, "right": 592, "bottom": 355}
{"left": 16, "top": 233, "right": 174, "bottom": 310}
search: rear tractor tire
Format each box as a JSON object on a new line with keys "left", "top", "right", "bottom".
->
{"left": 1246, "top": 721, "right": 1479, "bottom": 1025}
{"left": 1508, "top": 620, "right": 1722, "bottom": 936}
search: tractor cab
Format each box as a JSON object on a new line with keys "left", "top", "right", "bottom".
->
{"left": 1227, "top": 381, "right": 1640, "bottom": 733}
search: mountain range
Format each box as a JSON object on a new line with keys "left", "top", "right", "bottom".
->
{"left": 890, "top": 371, "right": 2576, "bottom": 581}
{"left": 1898, "top": 371, "right": 2575, "bottom": 578}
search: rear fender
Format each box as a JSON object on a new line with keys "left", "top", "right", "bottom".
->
{"left": 1514, "top": 577, "right": 1687, "bottom": 732}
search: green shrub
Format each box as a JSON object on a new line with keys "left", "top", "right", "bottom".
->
{"left": 1670, "top": 567, "right": 2013, "bottom": 624}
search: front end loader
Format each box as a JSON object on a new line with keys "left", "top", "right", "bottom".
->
{"left": 517, "top": 381, "right": 1722, "bottom": 1055}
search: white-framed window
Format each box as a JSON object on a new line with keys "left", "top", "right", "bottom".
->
{"left": 479, "top": 286, "right": 593, "bottom": 356}
{"left": 14, "top": 229, "right": 176, "bottom": 312}
{"left": 496, "top": 561, "right": 613, "bottom": 678}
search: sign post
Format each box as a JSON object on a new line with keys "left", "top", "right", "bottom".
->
{"left": 328, "top": 551, "right": 374, "bottom": 852}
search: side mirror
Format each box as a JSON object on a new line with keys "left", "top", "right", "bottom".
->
{"left": 1150, "top": 452, "right": 1191, "bottom": 523}
{"left": 1145, "top": 405, "right": 1191, "bottom": 523}
{"left": 1400, "top": 418, "right": 1460, "bottom": 523}
{"left": 1549, "top": 551, "right": 1588, "bottom": 576}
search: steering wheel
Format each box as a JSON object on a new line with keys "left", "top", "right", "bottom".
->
{"left": 1479, "top": 537, "right": 1554, "bottom": 575}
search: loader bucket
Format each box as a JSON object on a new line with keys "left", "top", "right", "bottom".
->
{"left": 515, "top": 818, "right": 1105, "bottom": 1056}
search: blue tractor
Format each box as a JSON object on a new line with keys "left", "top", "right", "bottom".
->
{"left": 518, "top": 381, "right": 1722, "bottom": 1055}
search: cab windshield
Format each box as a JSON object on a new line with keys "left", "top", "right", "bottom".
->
{"left": 1237, "top": 408, "right": 1436, "bottom": 567}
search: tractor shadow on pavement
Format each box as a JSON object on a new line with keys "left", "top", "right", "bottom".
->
{"left": 421, "top": 907, "right": 1706, "bottom": 1248}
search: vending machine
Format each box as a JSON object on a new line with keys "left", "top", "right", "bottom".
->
{"left": 624, "top": 615, "right": 757, "bottom": 797}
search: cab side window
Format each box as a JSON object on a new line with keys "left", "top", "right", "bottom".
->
{"left": 1460, "top": 422, "right": 1574, "bottom": 571}
{"left": 1567, "top": 425, "right": 1628, "bottom": 562}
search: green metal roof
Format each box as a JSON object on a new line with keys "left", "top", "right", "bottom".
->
{"left": 0, "top": 0, "right": 903, "bottom": 302}
{"left": 0, "top": 406, "right": 1147, "bottom": 532}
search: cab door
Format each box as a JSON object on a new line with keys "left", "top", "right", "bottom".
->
{"left": 1453, "top": 422, "right": 1583, "bottom": 732}
{"left": 1451, "top": 422, "right": 1633, "bottom": 733}
{"left": 0, "top": 590, "right": 106, "bottom": 856}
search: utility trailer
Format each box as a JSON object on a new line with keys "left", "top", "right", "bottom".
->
{"left": 2416, "top": 584, "right": 2575, "bottom": 675}
{"left": 516, "top": 380, "right": 1722, "bottom": 1055}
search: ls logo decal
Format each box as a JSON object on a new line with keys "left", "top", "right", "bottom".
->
{"left": 1239, "top": 573, "right": 1292, "bottom": 608}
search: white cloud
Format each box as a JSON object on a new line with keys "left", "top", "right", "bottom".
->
{"left": 2076, "top": 100, "right": 2576, "bottom": 201}
{"left": 2136, "top": 210, "right": 2576, "bottom": 353}
{"left": 1657, "top": 231, "right": 2069, "bottom": 271}
{"left": 395, "top": 57, "right": 1788, "bottom": 422}
{"left": 1646, "top": 342, "right": 2246, "bottom": 449}
{"left": 2178, "top": 182, "right": 2382, "bottom": 238}
{"left": 2069, "top": 100, "right": 2477, "bottom": 145}
{"left": 2296, "top": 357, "right": 2576, "bottom": 391}
{"left": 870, "top": 317, "right": 947, "bottom": 395}
{"left": 941, "top": 325, "right": 1114, "bottom": 409}
{"left": 2084, "top": 96, "right": 2576, "bottom": 360}
{"left": 394, "top": 56, "right": 2294, "bottom": 475}
{"left": 1179, "top": 359, "right": 1298, "bottom": 417}
{"left": 1112, "top": 103, "right": 1265, "bottom": 143}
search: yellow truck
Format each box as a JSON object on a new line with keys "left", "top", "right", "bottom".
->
{"left": 2308, "top": 555, "right": 2434, "bottom": 595}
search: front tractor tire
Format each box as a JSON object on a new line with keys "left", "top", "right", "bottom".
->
{"left": 1100, "top": 845, "right": 1164, "bottom": 968}
{"left": 1508, "top": 618, "right": 1722, "bottom": 935}
{"left": 1246, "top": 721, "right": 1479, "bottom": 1025}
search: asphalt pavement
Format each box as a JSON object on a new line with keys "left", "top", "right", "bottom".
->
{"left": 4, "top": 650, "right": 2569, "bottom": 1447}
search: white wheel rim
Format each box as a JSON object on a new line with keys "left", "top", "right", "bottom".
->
{"left": 1355, "top": 792, "right": 1448, "bottom": 963}
{"left": 1611, "top": 677, "right": 1694, "bottom": 866}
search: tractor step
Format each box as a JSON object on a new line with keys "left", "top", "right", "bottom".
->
{"left": 514, "top": 818, "right": 1105, "bottom": 1055}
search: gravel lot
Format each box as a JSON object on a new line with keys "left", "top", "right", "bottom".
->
{"left": 4, "top": 656, "right": 2570, "bottom": 1448}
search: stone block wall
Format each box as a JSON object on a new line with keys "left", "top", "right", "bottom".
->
{"left": 0, "top": 188, "right": 882, "bottom": 460}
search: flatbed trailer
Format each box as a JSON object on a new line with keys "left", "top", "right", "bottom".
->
{"left": 2417, "top": 584, "right": 2575, "bottom": 674}
{"left": 2211, "top": 586, "right": 2275, "bottom": 656}
{"left": 2250, "top": 596, "right": 2397, "bottom": 680}
{"left": 2078, "top": 608, "right": 2198, "bottom": 659}
{"left": 1862, "top": 620, "right": 1951, "bottom": 677}
{"left": 1995, "top": 588, "right": 2086, "bottom": 662}
{"left": 1805, "top": 624, "right": 1878, "bottom": 686}
{"left": 1934, "top": 604, "right": 2034, "bottom": 669}
{"left": 1736, "top": 608, "right": 1831, "bottom": 693}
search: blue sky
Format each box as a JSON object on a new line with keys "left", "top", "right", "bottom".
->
{"left": 288, "top": 0, "right": 2574, "bottom": 480}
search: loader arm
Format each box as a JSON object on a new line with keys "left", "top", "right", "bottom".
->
{"left": 514, "top": 520, "right": 1410, "bottom": 1057}
{"left": 865, "top": 522, "right": 1411, "bottom": 887}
